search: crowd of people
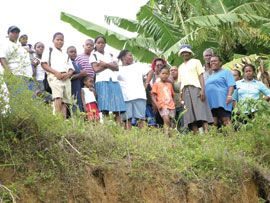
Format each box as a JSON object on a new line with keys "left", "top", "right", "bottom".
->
{"left": 1, "top": 25, "right": 270, "bottom": 135}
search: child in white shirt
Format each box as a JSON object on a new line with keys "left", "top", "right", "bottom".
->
{"left": 81, "top": 76, "right": 100, "bottom": 121}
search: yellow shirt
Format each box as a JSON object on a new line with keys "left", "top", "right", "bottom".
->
{"left": 178, "top": 58, "right": 204, "bottom": 90}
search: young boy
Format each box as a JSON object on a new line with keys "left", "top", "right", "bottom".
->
{"left": 19, "top": 35, "right": 34, "bottom": 53}
{"left": 151, "top": 67, "right": 175, "bottom": 135}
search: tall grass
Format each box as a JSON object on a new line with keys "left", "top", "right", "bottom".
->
{"left": 0, "top": 74, "right": 270, "bottom": 202}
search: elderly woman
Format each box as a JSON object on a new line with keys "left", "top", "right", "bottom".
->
{"left": 202, "top": 48, "right": 214, "bottom": 81}
{"left": 205, "top": 56, "right": 235, "bottom": 126}
{"left": 178, "top": 45, "right": 213, "bottom": 133}
{"left": 233, "top": 64, "right": 270, "bottom": 114}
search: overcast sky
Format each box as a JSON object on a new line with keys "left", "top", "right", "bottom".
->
{"left": 0, "top": 0, "right": 147, "bottom": 55}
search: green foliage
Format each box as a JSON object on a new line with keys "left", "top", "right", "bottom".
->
{"left": 1, "top": 76, "right": 270, "bottom": 201}
{"left": 60, "top": 12, "right": 157, "bottom": 63}
{"left": 61, "top": 0, "right": 270, "bottom": 65}
{"left": 223, "top": 53, "right": 270, "bottom": 73}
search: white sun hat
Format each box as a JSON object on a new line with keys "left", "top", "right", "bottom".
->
{"left": 178, "top": 44, "right": 194, "bottom": 56}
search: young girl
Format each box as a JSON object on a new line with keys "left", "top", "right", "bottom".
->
{"left": 81, "top": 76, "right": 100, "bottom": 121}
{"left": 151, "top": 67, "right": 175, "bottom": 135}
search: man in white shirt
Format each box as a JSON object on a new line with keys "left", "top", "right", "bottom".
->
{"left": 0, "top": 26, "right": 33, "bottom": 91}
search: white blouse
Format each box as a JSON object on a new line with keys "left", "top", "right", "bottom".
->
{"left": 82, "top": 87, "right": 96, "bottom": 103}
{"left": 89, "top": 51, "right": 118, "bottom": 82}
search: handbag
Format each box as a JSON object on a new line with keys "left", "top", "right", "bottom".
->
{"left": 43, "top": 47, "right": 53, "bottom": 93}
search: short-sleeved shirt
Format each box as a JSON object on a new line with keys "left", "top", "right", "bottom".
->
{"left": 233, "top": 79, "right": 270, "bottom": 102}
{"left": 178, "top": 58, "right": 204, "bottom": 90}
{"left": 0, "top": 40, "right": 32, "bottom": 77}
{"left": 41, "top": 47, "right": 74, "bottom": 77}
{"left": 75, "top": 53, "right": 95, "bottom": 78}
{"left": 118, "top": 63, "right": 151, "bottom": 101}
{"left": 152, "top": 82, "right": 175, "bottom": 110}
{"left": 205, "top": 69, "right": 235, "bottom": 111}
{"left": 33, "top": 56, "right": 45, "bottom": 81}
{"left": 89, "top": 51, "right": 118, "bottom": 82}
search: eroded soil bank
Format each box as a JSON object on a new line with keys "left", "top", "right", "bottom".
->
{"left": 1, "top": 165, "right": 269, "bottom": 203}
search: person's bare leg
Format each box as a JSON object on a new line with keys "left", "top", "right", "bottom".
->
{"left": 221, "top": 117, "right": 231, "bottom": 126}
{"left": 114, "top": 112, "right": 122, "bottom": 125}
{"left": 202, "top": 121, "right": 209, "bottom": 133}
{"left": 163, "top": 115, "right": 171, "bottom": 136}
{"left": 137, "top": 119, "right": 145, "bottom": 129}
{"left": 213, "top": 117, "right": 218, "bottom": 127}
{"left": 61, "top": 103, "right": 67, "bottom": 119}
{"left": 125, "top": 119, "right": 132, "bottom": 130}
{"left": 191, "top": 123, "right": 199, "bottom": 134}
{"left": 54, "top": 98, "right": 64, "bottom": 116}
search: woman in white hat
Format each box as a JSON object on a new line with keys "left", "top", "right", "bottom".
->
{"left": 178, "top": 45, "right": 213, "bottom": 133}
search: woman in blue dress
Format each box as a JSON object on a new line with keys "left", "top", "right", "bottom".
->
{"left": 89, "top": 36, "right": 125, "bottom": 123}
{"left": 205, "top": 55, "right": 235, "bottom": 126}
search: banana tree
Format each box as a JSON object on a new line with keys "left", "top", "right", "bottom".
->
{"left": 60, "top": 12, "right": 157, "bottom": 63}
{"left": 61, "top": 0, "right": 270, "bottom": 65}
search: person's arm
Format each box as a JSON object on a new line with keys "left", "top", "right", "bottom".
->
{"left": 179, "top": 82, "right": 184, "bottom": 106}
{"left": 107, "top": 61, "right": 119, "bottom": 71}
{"left": 198, "top": 73, "right": 205, "bottom": 102}
{"left": 71, "top": 73, "right": 80, "bottom": 80}
{"left": 145, "top": 70, "right": 154, "bottom": 87}
{"left": 258, "top": 81, "right": 270, "bottom": 101}
{"left": 170, "top": 83, "right": 175, "bottom": 99}
{"left": 151, "top": 84, "right": 160, "bottom": 112}
{"left": 41, "top": 62, "right": 63, "bottom": 80}
{"left": 151, "top": 92, "right": 159, "bottom": 112}
{"left": 225, "top": 70, "right": 236, "bottom": 105}
{"left": 92, "top": 61, "right": 107, "bottom": 73}
{"left": 62, "top": 69, "right": 74, "bottom": 80}
{"left": 226, "top": 86, "right": 234, "bottom": 105}
{"left": 0, "top": 58, "right": 12, "bottom": 73}
{"left": 31, "top": 58, "right": 40, "bottom": 79}
{"left": 71, "top": 70, "right": 87, "bottom": 80}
